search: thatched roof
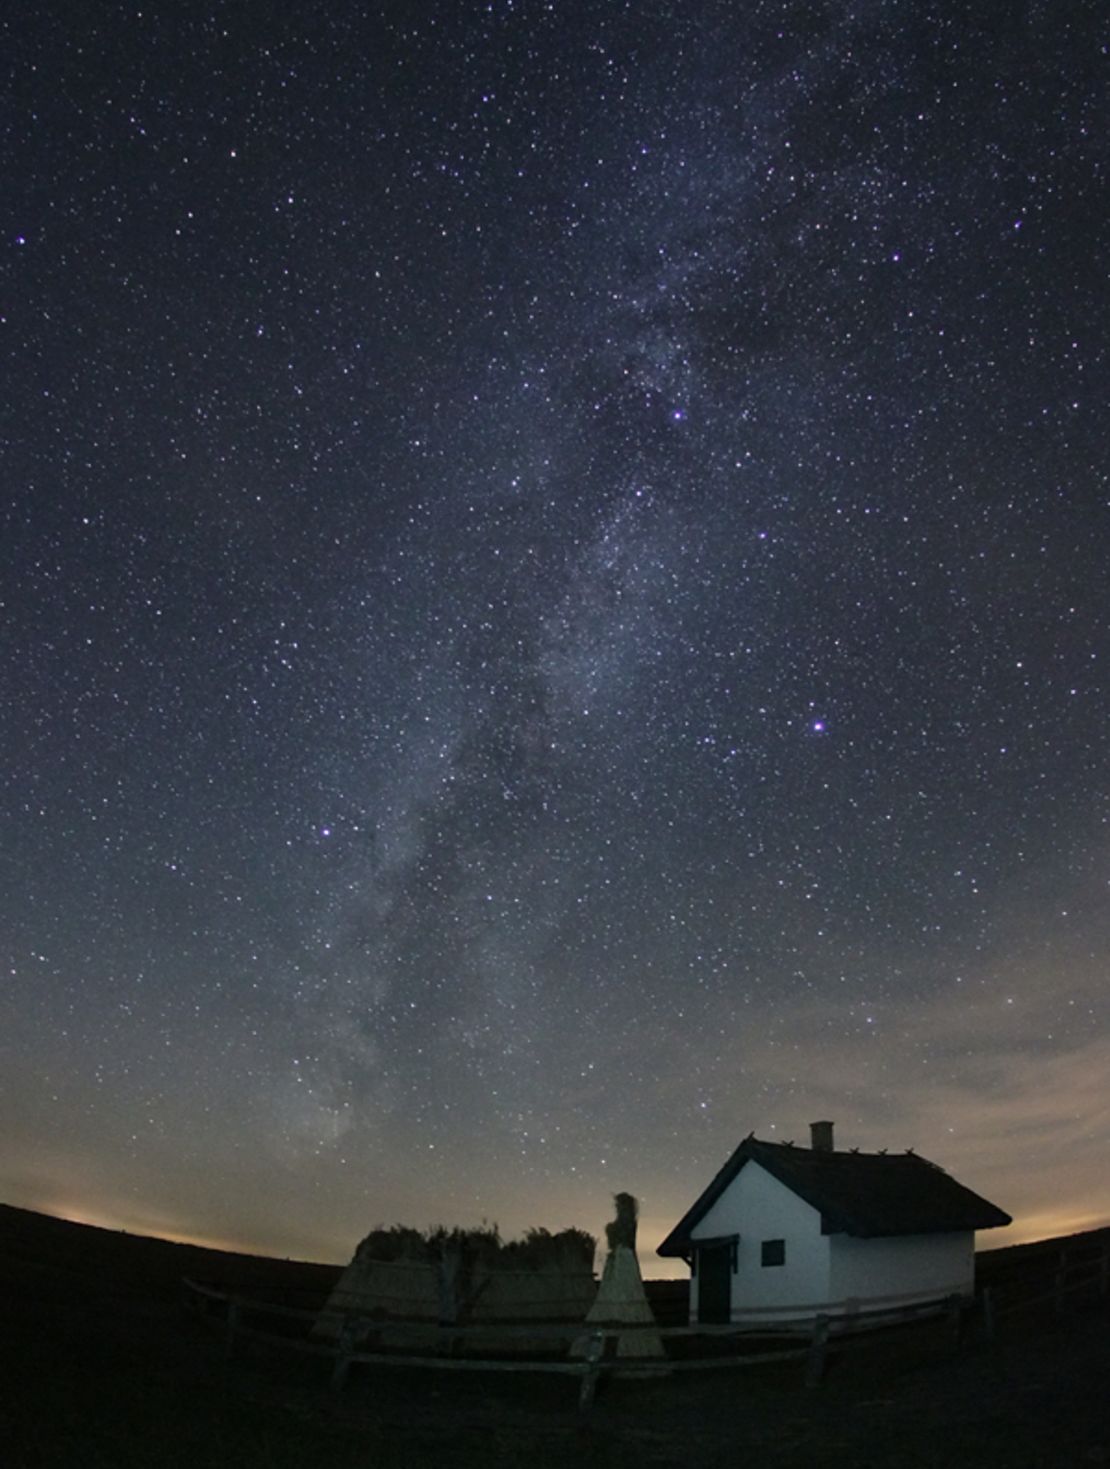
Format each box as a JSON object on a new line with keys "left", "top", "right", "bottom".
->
{"left": 316, "top": 1221, "right": 598, "bottom": 1340}
{"left": 657, "top": 1136, "right": 1011, "bottom": 1255}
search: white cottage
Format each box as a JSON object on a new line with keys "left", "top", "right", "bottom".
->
{"left": 657, "top": 1122, "right": 1010, "bottom": 1329}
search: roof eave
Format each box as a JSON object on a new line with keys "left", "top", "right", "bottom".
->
{"left": 655, "top": 1233, "right": 690, "bottom": 1258}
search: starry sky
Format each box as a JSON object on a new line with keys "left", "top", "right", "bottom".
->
{"left": 3, "top": 2, "right": 1107, "bottom": 1273}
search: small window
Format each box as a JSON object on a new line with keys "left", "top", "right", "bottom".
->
{"left": 761, "top": 1238, "right": 785, "bottom": 1267}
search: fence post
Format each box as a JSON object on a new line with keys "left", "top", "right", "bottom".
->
{"left": 945, "top": 1298, "right": 963, "bottom": 1351}
{"left": 805, "top": 1315, "right": 830, "bottom": 1388}
{"left": 224, "top": 1297, "right": 241, "bottom": 1363}
{"left": 981, "top": 1286, "right": 995, "bottom": 1342}
{"left": 437, "top": 1245, "right": 461, "bottom": 1326}
{"left": 578, "top": 1330, "right": 605, "bottom": 1412}
{"left": 331, "top": 1315, "right": 358, "bottom": 1392}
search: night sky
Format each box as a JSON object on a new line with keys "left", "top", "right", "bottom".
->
{"left": 3, "top": 2, "right": 1107, "bottom": 1272}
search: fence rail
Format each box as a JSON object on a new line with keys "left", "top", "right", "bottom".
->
{"left": 979, "top": 1242, "right": 1109, "bottom": 1336}
{"left": 182, "top": 1235, "right": 1109, "bottom": 1412}
{"left": 183, "top": 1278, "right": 967, "bottom": 1409}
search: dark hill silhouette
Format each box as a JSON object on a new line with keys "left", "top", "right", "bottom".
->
{"left": 0, "top": 1200, "right": 341, "bottom": 1309}
{"left": 3, "top": 1200, "right": 1109, "bottom": 1468}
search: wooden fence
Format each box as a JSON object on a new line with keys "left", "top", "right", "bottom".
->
{"left": 182, "top": 1277, "right": 981, "bottom": 1410}
{"left": 978, "top": 1236, "right": 1110, "bottom": 1338}
{"left": 182, "top": 1235, "right": 1109, "bottom": 1411}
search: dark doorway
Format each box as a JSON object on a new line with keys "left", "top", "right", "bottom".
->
{"left": 697, "top": 1243, "right": 732, "bottom": 1324}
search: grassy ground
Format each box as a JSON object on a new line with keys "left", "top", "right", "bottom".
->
{"left": 2, "top": 1203, "right": 1108, "bottom": 1468}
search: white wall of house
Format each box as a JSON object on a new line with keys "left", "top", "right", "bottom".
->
{"left": 684, "top": 1161, "right": 979, "bottom": 1324}
{"left": 827, "top": 1230, "right": 974, "bottom": 1304}
{"left": 689, "top": 1161, "right": 830, "bottom": 1322}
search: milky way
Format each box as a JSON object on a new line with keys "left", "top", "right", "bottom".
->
{"left": 3, "top": 2, "right": 1107, "bottom": 1265}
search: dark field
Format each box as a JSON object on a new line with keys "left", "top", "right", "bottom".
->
{"left": 2, "top": 1203, "right": 1108, "bottom": 1468}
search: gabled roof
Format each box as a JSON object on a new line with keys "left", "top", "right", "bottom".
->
{"left": 657, "top": 1136, "right": 1011, "bottom": 1255}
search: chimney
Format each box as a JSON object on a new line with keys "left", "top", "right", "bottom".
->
{"left": 810, "top": 1120, "right": 834, "bottom": 1153}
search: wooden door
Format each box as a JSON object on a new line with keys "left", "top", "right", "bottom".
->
{"left": 697, "top": 1243, "right": 732, "bottom": 1324}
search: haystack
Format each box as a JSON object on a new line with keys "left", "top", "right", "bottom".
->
{"left": 574, "top": 1193, "right": 667, "bottom": 1368}
{"left": 315, "top": 1223, "right": 597, "bottom": 1353}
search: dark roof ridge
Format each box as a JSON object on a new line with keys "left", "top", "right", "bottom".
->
{"left": 747, "top": 1135, "right": 946, "bottom": 1167}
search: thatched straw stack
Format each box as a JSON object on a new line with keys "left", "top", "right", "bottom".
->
{"left": 313, "top": 1225, "right": 440, "bottom": 1347}
{"left": 573, "top": 1194, "right": 667, "bottom": 1370}
{"left": 314, "top": 1223, "right": 597, "bottom": 1353}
